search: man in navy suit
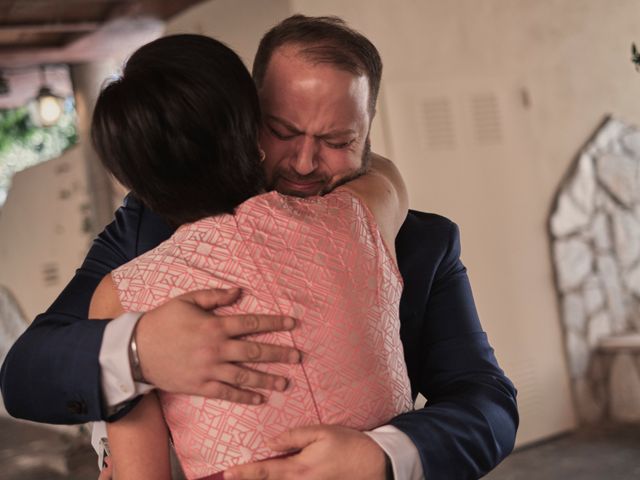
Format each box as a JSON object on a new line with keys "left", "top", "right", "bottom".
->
{"left": 1, "top": 15, "right": 517, "bottom": 480}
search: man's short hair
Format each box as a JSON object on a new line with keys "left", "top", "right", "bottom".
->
{"left": 253, "top": 14, "right": 383, "bottom": 116}
{"left": 92, "top": 34, "right": 265, "bottom": 226}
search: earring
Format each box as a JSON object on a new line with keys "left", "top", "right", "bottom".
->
{"left": 259, "top": 149, "right": 266, "bottom": 163}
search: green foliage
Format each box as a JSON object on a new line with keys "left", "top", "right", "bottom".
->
{"left": 0, "top": 99, "right": 77, "bottom": 205}
{"left": 0, "top": 107, "right": 34, "bottom": 154}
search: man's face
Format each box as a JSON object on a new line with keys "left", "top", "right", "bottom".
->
{"left": 258, "top": 45, "right": 372, "bottom": 197}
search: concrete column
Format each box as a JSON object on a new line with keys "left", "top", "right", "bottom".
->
{"left": 70, "top": 61, "right": 119, "bottom": 235}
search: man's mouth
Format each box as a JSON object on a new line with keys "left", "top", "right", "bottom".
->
{"left": 277, "top": 177, "right": 325, "bottom": 196}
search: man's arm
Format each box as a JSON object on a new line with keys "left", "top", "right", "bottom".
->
{"left": 0, "top": 195, "right": 156, "bottom": 424}
{"left": 89, "top": 274, "right": 172, "bottom": 480}
{"left": 390, "top": 213, "right": 519, "bottom": 479}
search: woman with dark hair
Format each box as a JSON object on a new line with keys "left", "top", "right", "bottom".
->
{"left": 89, "top": 34, "right": 412, "bottom": 479}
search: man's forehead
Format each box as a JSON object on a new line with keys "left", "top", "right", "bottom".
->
{"left": 268, "top": 43, "right": 365, "bottom": 80}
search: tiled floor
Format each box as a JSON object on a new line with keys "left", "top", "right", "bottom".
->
{"left": 0, "top": 417, "right": 96, "bottom": 480}
{"left": 485, "top": 423, "right": 640, "bottom": 480}
{"left": 1, "top": 416, "right": 639, "bottom": 479}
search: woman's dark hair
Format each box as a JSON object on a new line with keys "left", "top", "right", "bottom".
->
{"left": 92, "top": 34, "right": 265, "bottom": 226}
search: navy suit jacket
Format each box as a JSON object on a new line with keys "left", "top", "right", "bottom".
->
{"left": 1, "top": 194, "right": 518, "bottom": 479}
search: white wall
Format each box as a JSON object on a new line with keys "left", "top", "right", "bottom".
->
{"left": 0, "top": 146, "right": 92, "bottom": 321}
{"left": 163, "top": 0, "right": 640, "bottom": 446}
{"left": 167, "top": 0, "right": 291, "bottom": 68}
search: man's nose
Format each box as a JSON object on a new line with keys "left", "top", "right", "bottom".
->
{"left": 292, "top": 136, "right": 318, "bottom": 176}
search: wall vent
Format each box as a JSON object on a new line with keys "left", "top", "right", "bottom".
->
{"left": 42, "top": 262, "right": 60, "bottom": 286}
{"left": 421, "top": 97, "right": 456, "bottom": 151}
{"left": 470, "top": 93, "right": 502, "bottom": 145}
{"left": 503, "top": 358, "right": 543, "bottom": 420}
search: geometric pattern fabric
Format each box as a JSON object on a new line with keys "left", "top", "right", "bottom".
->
{"left": 112, "top": 190, "right": 413, "bottom": 478}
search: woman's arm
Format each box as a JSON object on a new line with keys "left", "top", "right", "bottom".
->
{"left": 337, "top": 153, "right": 408, "bottom": 257}
{"left": 90, "top": 276, "right": 171, "bottom": 480}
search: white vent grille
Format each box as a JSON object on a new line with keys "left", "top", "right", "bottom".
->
{"left": 503, "top": 358, "right": 543, "bottom": 419}
{"left": 421, "top": 97, "right": 456, "bottom": 151}
{"left": 470, "top": 93, "right": 502, "bottom": 145}
{"left": 42, "top": 262, "right": 59, "bottom": 286}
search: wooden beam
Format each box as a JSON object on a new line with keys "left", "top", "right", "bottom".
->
{"left": 0, "top": 22, "right": 100, "bottom": 35}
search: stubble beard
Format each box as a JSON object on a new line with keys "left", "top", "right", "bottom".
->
{"left": 267, "top": 137, "right": 371, "bottom": 198}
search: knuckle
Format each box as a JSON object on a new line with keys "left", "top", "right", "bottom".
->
{"left": 257, "top": 374, "right": 271, "bottom": 389}
{"left": 210, "top": 342, "right": 222, "bottom": 360}
{"left": 234, "top": 368, "right": 250, "bottom": 386}
{"left": 243, "top": 315, "right": 259, "bottom": 332}
{"left": 214, "top": 385, "right": 230, "bottom": 401}
{"left": 247, "top": 342, "right": 262, "bottom": 360}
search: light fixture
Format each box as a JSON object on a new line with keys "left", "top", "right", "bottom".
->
{"left": 32, "top": 65, "right": 63, "bottom": 126}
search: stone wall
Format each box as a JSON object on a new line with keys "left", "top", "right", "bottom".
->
{"left": 550, "top": 116, "right": 640, "bottom": 423}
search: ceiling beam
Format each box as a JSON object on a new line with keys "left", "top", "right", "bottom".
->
{"left": 0, "top": 22, "right": 100, "bottom": 35}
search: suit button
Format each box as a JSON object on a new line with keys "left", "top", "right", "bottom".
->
{"left": 67, "top": 400, "right": 87, "bottom": 415}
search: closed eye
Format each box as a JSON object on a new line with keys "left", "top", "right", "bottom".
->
{"left": 269, "top": 125, "right": 298, "bottom": 141}
{"left": 324, "top": 139, "right": 355, "bottom": 149}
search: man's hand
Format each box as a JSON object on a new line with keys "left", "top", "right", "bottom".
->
{"left": 136, "top": 287, "right": 300, "bottom": 404}
{"left": 223, "top": 425, "right": 388, "bottom": 480}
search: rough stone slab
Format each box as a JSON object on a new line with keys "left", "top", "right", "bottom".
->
{"left": 554, "top": 238, "right": 593, "bottom": 292}
{"left": 611, "top": 210, "right": 640, "bottom": 269}
{"left": 621, "top": 129, "right": 640, "bottom": 157}
{"left": 569, "top": 153, "right": 596, "bottom": 216}
{"left": 596, "top": 254, "right": 628, "bottom": 333}
{"left": 624, "top": 263, "right": 640, "bottom": 297}
{"left": 592, "top": 118, "right": 626, "bottom": 151}
{"left": 550, "top": 194, "right": 590, "bottom": 237}
{"left": 562, "top": 292, "right": 587, "bottom": 333}
{"left": 582, "top": 274, "right": 605, "bottom": 314}
{"left": 609, "top": 352, "right": 640, "bottom": 422}
{"left": 596, "top": 153, "right": 640, "bottom": 208}
{"left": 567, "top": 330, "right": 590, "bottom": 378}
{"left": 587, "top": 311, "right": 612, "bottom": 348}
{"left": 589, "top": 211, "right": 611, "bottom": 253}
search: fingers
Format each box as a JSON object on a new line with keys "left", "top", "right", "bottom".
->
{"left": 220, "top": 339, "right": 301, "bottom": 364}
{"left": 200, "top": 381, "right": 264, "bottom": 405}
{"left": 221, "top": 314, "right": 296, "bottom": 337}
{"left": 268, "top": 426, "right": 319, "bottom": 451}
{"left": 182, "top": 287, "right": 242, "bottom": 310}
{"left": 224, "top": 457, "right": 295, "bottom": 480}
{"left": 215, "top": 364, "right": 289, "bottom": 392}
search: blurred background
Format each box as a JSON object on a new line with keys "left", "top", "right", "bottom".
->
{"left": 1, "top": 0, "right": 639, "bottom": 478}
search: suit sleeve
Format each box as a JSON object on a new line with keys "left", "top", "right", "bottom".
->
{"left": 390, "top": 220, "right": 519, "bottom": 479}
{"left": 0, "top": 195, "right": 160, "bottom": 424}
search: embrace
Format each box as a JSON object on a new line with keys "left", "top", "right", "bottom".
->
{"left": 0, "top": 14, "right": 518, "bottom": 480}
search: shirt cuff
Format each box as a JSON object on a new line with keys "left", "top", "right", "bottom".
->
{"left": 91, "top": 421, "right": 108, "bottom": 469}
{"left": 365, "top": 425, "right": 425, "bottom": 480}
{"left": 99, "top": 312, "right": 153, "bottom": 412}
